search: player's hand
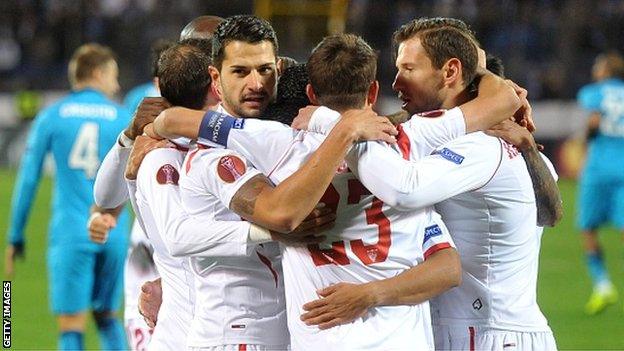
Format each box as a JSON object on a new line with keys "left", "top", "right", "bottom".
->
{"left": 291, "top": 105, "right": 319, "bottom": 130}
{"left": 505, "top": 79, "right": 536, "bottom": 133}
{"left": 88, "top": 212, "right": 117, "bottom": 244}
{"left": 4, "top": 243, "right": 24, "bottom": 278}
{"left": 339, "top": 108, "right": 398, "bottom": 144}
{"left": 125, "top": 136, "right": 171, "bottom": 180}
{"left": 485, "top": 119, "right": 538, "bottom": 151}
{"left": 301, "top": 282, "right": 375, "bottom": 330}
{"left": 139, "top": 278, "right": 162, "bottom": 328}
{"left": 270, "top": 206, "right": 334, "bottom": 246}
{"left": 125, "top": 97, "right": 171, "bottom": 140}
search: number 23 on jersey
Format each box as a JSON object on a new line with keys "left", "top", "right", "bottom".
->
{"left": 308, "top": 179, "right": 391, "bottom": 266}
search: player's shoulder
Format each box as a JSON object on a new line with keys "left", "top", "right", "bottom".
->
{"left": 401, "top": 107, "right": 464, "bottom": 134}
{"left": 137, "top": 147, "right": 184, "bottom": 184}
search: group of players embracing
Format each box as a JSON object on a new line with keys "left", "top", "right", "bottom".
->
{"left": 92, "top": 13, "right": 563, "bottom": 351}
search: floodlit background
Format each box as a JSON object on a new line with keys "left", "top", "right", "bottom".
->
{"left": 1, "top": 0, "right": 623, "bottom": 349}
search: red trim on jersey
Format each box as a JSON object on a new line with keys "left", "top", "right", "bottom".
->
{"left": 256, "top": 251, "right": 279, "bottom": 288}
{"left": 266, "top": 136, "right": 301, "bottom": 179}
{"left": 185, "top": 148, "right": 201, "bottom": 174}
{"left": 396, "top": 125, "right": 411, "bottom": 160}
{"left": 238, "top": 344, "right": 247, "bottom": 351}
{"left": 473, "top": 138, "right": 504, "bottom": 191}
{"left": 170, "top": 141, "right": 189, "bottom": 152}
{"left": 423, "top": 242, "right": 452, "bottom": 260}
{"left": 469, "top": 326, "right": 475, "bottom": 351}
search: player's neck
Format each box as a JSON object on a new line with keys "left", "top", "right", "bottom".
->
{"left": 73, "top": 81, "right": 103, "bottom": 94}
{"left": 441, "top": 88, "right": 471, "bottom": 110}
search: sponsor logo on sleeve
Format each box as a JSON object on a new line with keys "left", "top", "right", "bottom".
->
{"left": 156, "top": 164, "right": 179, "bottom": 185}
{"left": 198, "top": 111, "right": 240, "bottom": 147}
{"left": 435, "top": 147, "right": 465, "bottom": 164}
{"left": 233, "top": 118, "right": 245, "bottom": 129}
{"left": 423, "top": 224, "right": 442, "bottom": 244}
{"left": 217, "top": 155, "right": 246, "bottom": 183}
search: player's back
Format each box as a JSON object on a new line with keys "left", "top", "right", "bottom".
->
{"left": 432, "top": 132, "right": 551, "bottom": 331}
{"left": 41, "top": 88, "right": 130, "bottom": 247}
{"left": 265, "top": 131, "right": 452, "bottom": 350}
{"left": 577, "top": 78, "right": 624, "bottom": 179}
{"left": 133, "top": 146, "right": 195, "bottom": 350}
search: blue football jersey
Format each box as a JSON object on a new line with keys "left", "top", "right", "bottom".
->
{"left": 8, "top": 88, "right": 131, "bottom": 249}
{"left": 123, "top": 82, "right": 159, "bottom": 114}
{"left": 577, "top": 78, "right": 624, "bottom": 178}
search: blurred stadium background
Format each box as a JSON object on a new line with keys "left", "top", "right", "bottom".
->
{"left": 0, "top": 0, "right": 623, "bottom": 349}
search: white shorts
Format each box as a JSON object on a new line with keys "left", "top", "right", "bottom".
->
{"left": 125, "top": 318, "right": 153, "bottom": 351}
{"left": 188, "top": 345, "right": 290, "bottom": 351}
{"left": 434, "top": 325, "right": 557, "bottom": 351}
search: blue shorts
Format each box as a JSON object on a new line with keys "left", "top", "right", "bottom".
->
{"left": 47, "top": 242, "right": 126, "bottom": 314}
{"left": 577, "top": 177, "right": 624, "bottom": 230}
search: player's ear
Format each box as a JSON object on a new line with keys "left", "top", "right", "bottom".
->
{"left": 443, "top": 58, "right": 462, "bottom": 86}
{"left": 208, "top": 66, "right": 222, "bottom": 98}
{"left": 306, "top": 84, "right": 319, "bottom": 105}
{"left": 367, "top": 80, "right": 379, "bottom": 107}
{"left": 276, "top": 58, "right": 283, "bottom": 76}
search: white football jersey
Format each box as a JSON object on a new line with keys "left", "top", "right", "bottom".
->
{"left": 179, "top": 144, "right": 289, "bottom": 349}
{"left": 430, "top": 133, "right": 557, "bottom": 332}
{"left": 131, "top": 146, "right": 196, "bottom": 350}
{"left": 311, "top": 108, "right": 558, "bottom": 332}
{"left": 196, "top": 108, "right": 464, "bottom": 350}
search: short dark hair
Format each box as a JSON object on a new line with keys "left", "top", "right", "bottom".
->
{"left": 265, "top": 63, "right": 310, "bottom": 125}
{"left": 150, "top": 39, "right": 175, "bottom": 78}
{"left": 157, "top": 43, "right": 211, "bottom": 109}
{"left": 393, "top": 17, "right": 479, "bottom": 86}
{"left": 179, "top": 38, "right": 213, "bottom": 57}
{"left": 211, "top": 15, "right": 278, "bottom": 70}
{"left": 486, "top": 54, "right": 505, "bottom": 78}
{"left": 307, "top": 34, "right": 377, "bottom": 111}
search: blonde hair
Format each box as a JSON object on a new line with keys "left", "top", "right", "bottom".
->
{"left": 68, "top": 43, "right": 116, "bottom": 88}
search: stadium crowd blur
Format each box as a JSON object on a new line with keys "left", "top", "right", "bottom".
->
{"left": 2, "top": 0, "right": 623, "bottom": 100}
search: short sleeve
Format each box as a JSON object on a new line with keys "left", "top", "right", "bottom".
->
{"left": 420, "top": 214, "right": 456, "bottom": 260}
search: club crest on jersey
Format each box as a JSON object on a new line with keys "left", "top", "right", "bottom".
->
{"left": 435, "top": 148, "right": 465, "bottom": 164}
{"left": 417, "top": 109, "right": 445, "bottom": 118}
{"left": 156, "top": 164, "right": 179, "bottom": 185}
{"left": 423, "top": 224, "right": 442, "bottom": 244}
{"left": 217, "top": 155, "right": 246, "bottom": 183}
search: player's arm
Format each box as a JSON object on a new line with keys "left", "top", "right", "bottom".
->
{"left": 459, "top": 69, "right": 524, "bottom": 132}
{"left": 93, "top": 132, "right": 133, "bottom": 208}
{"left": 301, "top": 246, "right": 461, "bottom": 329}
{"left": 585, "top": 112, "right": 601, "bottom": 141}
{"left": 94, "top": 97, "right": 169, "bottom": 208}
{"left": 343, "top": 134, "right": 501, "bottom": 210}
{"left": 486, "top": 120, "right": 563, "bottom": 226}
{"left": 5, "top": 110, "right": 53, "bottom": 276}
{"left": 225, "top": 109, "right": 396, "bottom": 233}
{"left": 151, "top": 107, "right": 299, "bottom": 173}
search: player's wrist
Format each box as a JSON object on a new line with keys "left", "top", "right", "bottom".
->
{"left": 517, "top": 135, "right": 537, "bottom": 153}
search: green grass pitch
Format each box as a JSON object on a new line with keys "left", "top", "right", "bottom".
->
{"left": 1, "top": 168, "right": 623, "bottom": 349}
